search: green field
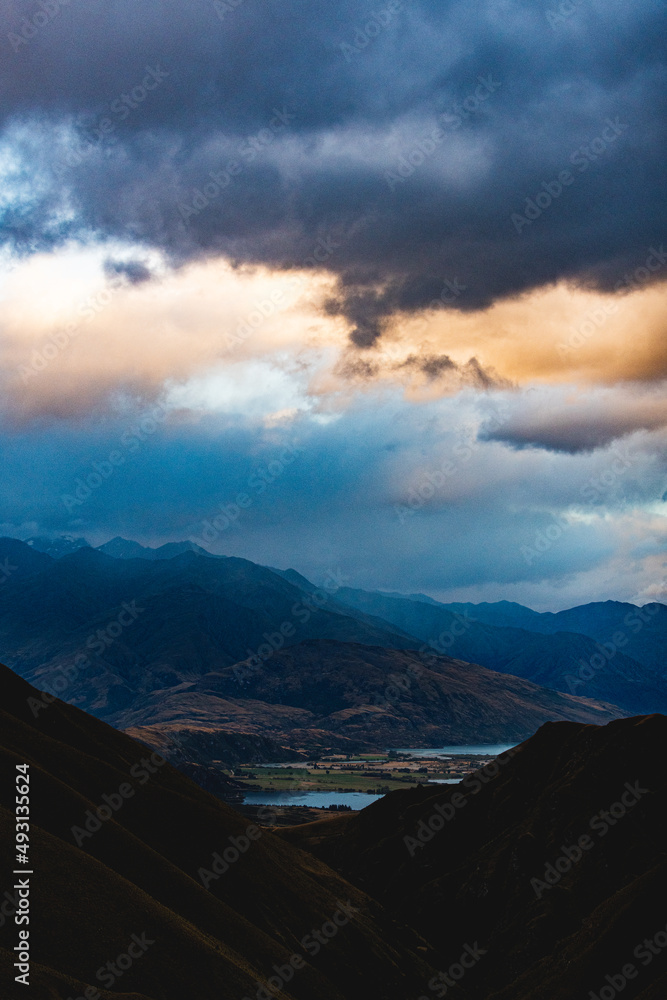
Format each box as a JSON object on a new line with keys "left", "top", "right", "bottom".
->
{"left": 233, "top": 766, "right": 443, "bottom": 793}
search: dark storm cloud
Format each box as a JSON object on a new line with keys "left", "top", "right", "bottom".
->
{"left": 103, "top": 258, "right": 153, "bottom": 285}
{"left": 479, "top": 389, "right": 667, "bottom": 453}
{"left": 482, "top": 419, "right": 639, "bottom": 454}
{"left": 399, "top": 354, "right": 457, "bottom": 379}
{"left": 1, "top": 0, "right": 666, "bottom": 342}
{"left": 334, "top": 348, "right": 507, "bottom": 386}
{"left": 395, "top": 353, "right": 512, "bottom": 388}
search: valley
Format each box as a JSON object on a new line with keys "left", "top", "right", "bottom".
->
{"left": 230, "top": 751, "right": 503, "bottom": 796}
{"left": 3, "top": 535, "right": 662, "bottom": 792}
{"left": 0, "top": 537, "right": 665, "bottom": 997}
{"left": 2, "top": 659, "right": 665, "bottom": 999}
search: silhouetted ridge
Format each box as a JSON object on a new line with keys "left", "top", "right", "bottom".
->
{"left": 282, "top": 713, "right": 667, "bottom": 1000}
{"left": 0, "top": 661, "right": 437, "bottom": 999}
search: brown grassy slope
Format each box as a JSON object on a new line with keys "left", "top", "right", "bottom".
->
{"left": 0, "top": 662, "right": 437, "bottom": 1000}
{"left": 130, "top": 639, "right": 629, "bottom": 747}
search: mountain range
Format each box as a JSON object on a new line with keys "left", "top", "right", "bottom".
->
{"left": 1, "top": 535, "right": 666, "bottom": 777}
{"left": 124, "top": 639, "right": 624, "bottom": 752}
{"left": 334, "top": 587, "right": 667, "bottom": 714}
{"left": 442, "top": 597, "right": 667, "bottom": 675}
{"left": 25, "top": 534, "right": 213, "bottom": 561}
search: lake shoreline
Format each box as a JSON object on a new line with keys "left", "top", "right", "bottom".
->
{"left": 227, "top": 743, "right": 518, "bottom": 812}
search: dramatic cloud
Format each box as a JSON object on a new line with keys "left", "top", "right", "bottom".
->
{"left": 479, "top": 386, "right": 667, "bottom": 452}
{"left": 0, "top": 0, "right": 665, "bottom": 344}
{"left": 2, "top": 245, "right": 665, "bottom": 429}
{"left": 103, "top": 257, "right": 153, "bottom": 285}
{"left": 1, "top": 0, "right": 666, "bottom": 610}
{"left": 1, "top": 390, "right": 666, "bottom": 609}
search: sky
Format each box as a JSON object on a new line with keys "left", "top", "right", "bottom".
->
{"left": 0, "top": 0, "right": 666, "bottom": 610}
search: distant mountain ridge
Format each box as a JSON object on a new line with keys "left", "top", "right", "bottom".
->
{"left": 441, "top": 597, "right": 667, "bottom": 676}
{"left": 23, "top": 533, "right": 217, "bottom": 561}
{"left": 97, "top": 536, "right": 217, "bottom": 560}
{"left": 0, "top": 539, "right": 420, "bottom": 740}
{"left": 334, "top": 587, "right": 667, "bottom": 715}
{"left": 26, "top": 534, "right": 90, "bottom": 558}
{"left": 0, "top": 536, "right": 632, "bottom": 766}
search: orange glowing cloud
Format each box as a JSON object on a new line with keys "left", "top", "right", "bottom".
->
{"left": 1, "top": 244, "right": 666, "bottom": 423}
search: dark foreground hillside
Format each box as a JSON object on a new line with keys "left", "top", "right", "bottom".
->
{"left": 0, "top": 663, "right": 437, "bottom": 1000}
{"left": 2, "top": 656, "right": 664, "bottom": 999}
{"left": 282, "top": 713, "right": 667, "bottom": 1000}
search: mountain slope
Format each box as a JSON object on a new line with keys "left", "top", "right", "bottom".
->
{"left": 0, "top": 536, "right": 656, "bottom": 758}
{"left": 441, "top": 598, "right": 667, "bottom": 675}
{"left": 97, "top": 536, "right": 215, "bottom": 560}
{"left": 116, "top": 640, "right": 627, "bottom": 749}
{"left": 529, "top": 600, "right": 667, "bottom": 676}
{"left": 282, "top": 713, "right": 667, "bottom": 1000}
{"left": 335, "top": 587, "right": 667, "bottom": 714}
{"left": 438, "top": 598, "right": 548, "bottom": 629}
{"left": 0, "top": 662, "right": 437, "bottom": 999}
{"left": 0, "top": 538, "right": 53, "bottom": 580}
{"left": 25, "top": 535, "right": 91, "bottom": 558}
{"left": 0, "top": 540, "right": 419, "bottom": 726}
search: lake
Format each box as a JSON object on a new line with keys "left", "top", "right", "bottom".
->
{"left": 241, "top": 743, "right": 518, "bottom": 810}
{"left": 242, "top": 790, "right": 384, "bottom": 809}
{"left": 391, "top": 743, "right": 517, "bottom": 757}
